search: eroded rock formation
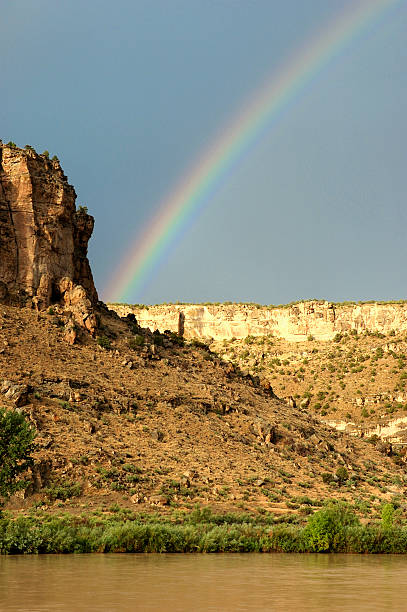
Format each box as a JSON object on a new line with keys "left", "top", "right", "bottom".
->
{"left": 0, "top": 141, "right": 98, "bottom": 333}
{"left": 109, "top": 300, "right": 407, "bottom": 342}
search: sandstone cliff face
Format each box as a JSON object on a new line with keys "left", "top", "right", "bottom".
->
{"left": 0, "top": 142, "right": 98, "bottom": 332}
{"left": 109, "top": 301, "right": 407, "bottom": 342}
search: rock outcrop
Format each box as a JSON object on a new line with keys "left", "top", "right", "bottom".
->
{"left": 109, "top": 301, "right": 407, "bottom": 342}
{"left": 0, "top": 141, "right": 98, "bottom": 333}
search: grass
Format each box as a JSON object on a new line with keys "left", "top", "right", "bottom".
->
{"left": 2, "top": 503, "right": 407, "bottom": 554}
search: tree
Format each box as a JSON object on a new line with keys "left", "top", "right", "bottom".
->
{"left": 0, "top": 407, "right": 36, "bottom": 500}
{"left": 303, "top": 502, "right": 359, "bottom": 552}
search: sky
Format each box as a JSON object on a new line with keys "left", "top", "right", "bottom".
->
{"left": 1, "top": 0, "right": 406, "bottom": 305}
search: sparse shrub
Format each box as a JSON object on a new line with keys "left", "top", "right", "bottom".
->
{"left": 335, "top": 466, "right": 349, "bottom": 484}
{"left": 128, "top": 335, "right": 144, "bottom": 349}
{"left": 45, "top": 481, "right": 82, "bottom": 501}
{"left": 42, "top": 150, "right": 49, "bottom": 158}
{"left": 190, "top": 338, "right": 209, "bottom": 350}
{"left": 97, "top": 335, "right": 111, "bottom": 349}
{"left": 165, "top": 331, "right": 184, "bottom": 346}
{"left": 152, "top": 332, "right": 164, "bottom": 347}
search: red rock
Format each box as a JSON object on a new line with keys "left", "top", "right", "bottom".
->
{"left": 0, "top": 142, "right": 98, "bottom": 333}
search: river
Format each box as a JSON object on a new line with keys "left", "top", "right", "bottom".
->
{"left": 1, "top": 553, "right": 406, "bottom": 611}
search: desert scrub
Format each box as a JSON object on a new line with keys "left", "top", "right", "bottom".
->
{"left": 96, "top": 335, "right": 111, "bottom": 349}
{"left": 128, "top": 334, "right": 144, "bottom": 349}
{"left": 45, "top": 481, "right": 82, "bottom": 501}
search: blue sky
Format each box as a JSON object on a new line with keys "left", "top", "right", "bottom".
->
{"left": 1, "top": 0, "right": 406, "bottom": 304}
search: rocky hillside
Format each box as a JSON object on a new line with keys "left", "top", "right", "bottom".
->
{"left": 110, "top": 301, "right": 407, "bottom": 445}
{"left": 210, "top": 330, "right": 407, "bottom": 443}
{"left": 0, "top": 303, "right": 406, "bottom": 517}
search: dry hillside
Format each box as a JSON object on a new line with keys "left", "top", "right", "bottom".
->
{"left": 211, "top": 330, "right": 407, "bottom": 440}
{"left": 0, "top": 303, "right": 406, "bottom": 519}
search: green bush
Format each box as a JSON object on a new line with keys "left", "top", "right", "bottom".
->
{"left": 381, "top": 503, "right": 396, "bottom": 530}
{"left": 131, "top": 334, "right": 145, "bottom": 347}
{"left": 336, "top": 466, "right": 349, "bottom": 484}
{"left": 45, "top": 481, "right": 82, "bottom": 501}
{"left": 303, "top": 502, "right": 359, "bottom": 552}
{"left": 167, "top": 331, "right": 184, "bottom": 346}
{"left": 0, "top": 407, "right": 36, "bottom": 500}
{"left": 96, "top": 336, "right": 111, "bottom": 349}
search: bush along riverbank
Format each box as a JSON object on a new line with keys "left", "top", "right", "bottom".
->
{"left": 2, "top": 502, "right": 407, "bottom": 554}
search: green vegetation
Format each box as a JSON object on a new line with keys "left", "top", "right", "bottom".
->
{"left": 303, "top": 502, "right": 359, "bottom": 552}
{"left": 0, "top": 408, "right": 36, "bottom": 501}
{"left": 45, "top": 481, "right": 82, "bottom": 502}
{"left": 2, "top": 503, "right": 407, "bottom": 554}
{"left": 96, "top": 335, "right": 111, "bottom": 349}
{"left": 128, "top": 334, "right": 144, "bottom": 348}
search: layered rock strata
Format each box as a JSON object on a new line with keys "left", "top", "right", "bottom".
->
{"left": 0, "top": 142, "right": 98, "bottom": 332}
{"left": 109, "top": 301, "right": 407, "bottom": 342}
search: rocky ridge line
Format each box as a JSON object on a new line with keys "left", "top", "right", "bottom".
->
{"left": 109, "top": 301, "right": 407, "bottom": 342}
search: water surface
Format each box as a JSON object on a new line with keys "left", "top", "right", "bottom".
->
{"left": 1, "top": 553, "right": 406, "bottom": 611}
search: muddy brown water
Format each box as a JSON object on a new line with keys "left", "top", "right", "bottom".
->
{"left": 1, "top": 553, "right": 407, "bottom": 611}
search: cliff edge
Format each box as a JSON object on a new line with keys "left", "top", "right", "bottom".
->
{"left": 0, "top": 141, "right": 98, "bottom": 333}
{"left": 109, "top": 301, "right": 407, "bottom": 342}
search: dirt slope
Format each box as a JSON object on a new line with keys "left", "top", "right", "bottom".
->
{"left": 0, "top": 304, "right": 405, "bottom": 517}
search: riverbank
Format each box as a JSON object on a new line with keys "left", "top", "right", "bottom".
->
{"left": 2, "top": 504, "right": 407, "bottom": 554}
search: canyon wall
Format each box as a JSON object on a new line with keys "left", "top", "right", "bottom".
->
{"left": 0, "top": 141, "right": 98, "bottom": 334}
{"left": 109, "top": 301, "right": 407, "bottom": 342}
{"left": 0, "top": 142, "right": 97, "bottom": 309}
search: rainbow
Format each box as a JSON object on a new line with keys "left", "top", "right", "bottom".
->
{"left": 104, "top": 0, "right": 400, "bottom": 303}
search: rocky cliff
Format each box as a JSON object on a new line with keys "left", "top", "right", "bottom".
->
{"left": 0, "top": 141, "right": 98, "bottom": 332}
{"left": 109, "top": 301, "right": 407, "bottom": 341}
